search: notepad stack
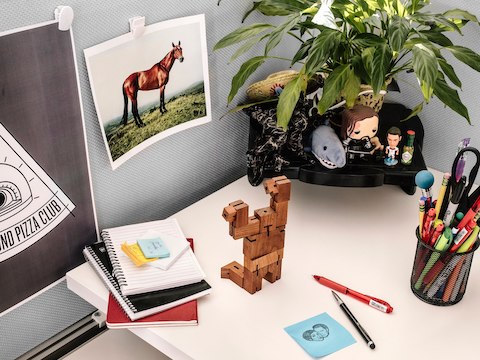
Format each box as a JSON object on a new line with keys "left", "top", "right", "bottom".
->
{"left": 83, "top": 218, "right": 211, "bottom": 328}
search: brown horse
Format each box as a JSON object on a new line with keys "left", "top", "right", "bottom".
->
{"left": 122, "top": 41, "right": 184, "bottom": 127}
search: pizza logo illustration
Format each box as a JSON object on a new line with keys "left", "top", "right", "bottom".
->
{"left": 1, "top": 124, "right": 75, "bottom": 262}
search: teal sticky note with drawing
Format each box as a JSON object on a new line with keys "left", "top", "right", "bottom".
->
{"left": 137, "top": 237, "right": 170, "bottom": 259}
{"left": 284, "top": 312, "right": 356, "bottom": 358}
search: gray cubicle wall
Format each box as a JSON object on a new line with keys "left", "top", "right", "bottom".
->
{"left": 1, "top": 1, "right": 480, "bottom": 359}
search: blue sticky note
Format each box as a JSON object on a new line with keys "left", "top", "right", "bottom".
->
{"left": 284, "top": 312, "right": 356, "bottom": 358}
{"left": 137, "top": 237, "right": 170, "bottom": 259}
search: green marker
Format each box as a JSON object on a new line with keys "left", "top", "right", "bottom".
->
{"left": 434, "top": 227, "right": 453, "bottom": 251}
{"left": 457, "top": 225, "right": 479, "bottom": 253}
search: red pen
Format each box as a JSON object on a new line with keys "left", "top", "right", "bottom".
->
{"left": 456, "top": 195, "right": 480, "bottom": 230}
{"left": 428, "top": 223, "right": 445, "bottom": 247}
{"left": 313, "top": 275, "right": 393, "bottom": 313}
{"left": 422, "top": 208, "right": 436, "bottom": 242}
{"left": 450, "top": 218, "right": 476, "bottom": 252}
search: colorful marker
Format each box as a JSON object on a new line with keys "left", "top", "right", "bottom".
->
{"left": 422, "top": 208, "right": 436, "bottom": 242}
{"left": 419, "top": 199, "right": 425, "bottom": 234}
{"left": 450, "top": 218, "right": 477, "bottom": 252}
{"left": 428, "top": 223, "right": 445, "bottom": 247}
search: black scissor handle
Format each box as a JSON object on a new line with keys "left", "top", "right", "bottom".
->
{"left": 451, "top": 146, "right": 480, "bottom": 211}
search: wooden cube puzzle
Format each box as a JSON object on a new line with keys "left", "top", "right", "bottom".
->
{"left": 221, "top": 176, "right": 291, "bottom": 294}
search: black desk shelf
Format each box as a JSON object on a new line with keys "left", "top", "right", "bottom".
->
{"left": 248, "top": 103, "right": 427, "bottom": 195}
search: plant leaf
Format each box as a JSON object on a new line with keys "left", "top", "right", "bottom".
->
{"left": 433, "top": 74, "right": 470, "bottom": 123}
{"left": 257, "top": 0, "right": 309, "bottom": 14}
{"left": 393, "top": 0, "right": 406, "bottom": 17}
{"left": 402, "top": 102, "right": 424, "bottom": 121}
{"left": 438, "top": 58, "right": 462, "bottom": 88}
{"left": 229, "top": 33, "right": 269, "bottom": 63}
{"left": 242, "top": 2, "right": 266, "bottom": 22}
{"left": 388, "top": 15, "right": 410, "bottom": 53}
{"left": 418, "top": 30, "right": 453, "bottom": 47}
{"left": 443, "top": 9, "right": 479, "bottom": 24}
{"left": 361, "top": 47, "right": 375, "bottom": 82}
{"left": 276, "top": 73, "right": 307, "bottom": 130}
{"left": 291, "top": 37, "right": 313, "bottom": 65}
{"left": 317, "top": 64, "right": 353, "bottom": 114}
{"left": 410, "top": 13, "right": 460, "bottom": 33}
{"left": 371, "top": 43, "right": 393, "bottom": 93}
{"left": 265, "top": 14, "right": 301, "bottom": 55}
{"left": 343, "top": 70, "right": 361, "bottom": 108}
{"left": 304, "top": 28, "right": 342, "bottom": 76}
{"left": 228, "top": 56, "right": 266, "bottom": 104}
{"left": 412, "top": 43, "right": 438, "bottom": 100}
{"left": 351, "top": 33, "right": 386, "bottom": 48}
{"left": 446, "top": 45, "right": 480, "bottom": 72}
{"left": 406, "top": 0, "right": 428, "bottom": 14}
{"left": 214, "top": 24, "right": 273, "bottom": 50}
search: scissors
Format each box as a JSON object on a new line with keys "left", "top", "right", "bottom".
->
{"left": 450, "top": 147, "right": 480, "bottom": 215}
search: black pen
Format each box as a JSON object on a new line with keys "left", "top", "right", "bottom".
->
{"left": 332, "top": 291, "right": 375, "bottom": 349}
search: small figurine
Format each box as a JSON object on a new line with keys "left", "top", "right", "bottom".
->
{"left": 221, "top": 176, "right": 290, "bottom": 294}
{"left": 340, "top": 105, "right": 383, "bottom": 160}
{"left": 384, "top": 126, "right": 402, "bottom": 166}
{"left": 309, "top": 122, "right": 346, "bottom": 169}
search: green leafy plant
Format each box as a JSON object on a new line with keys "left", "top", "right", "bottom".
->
{"left": 215, "top": 0, "right": 480, "bottom": 129}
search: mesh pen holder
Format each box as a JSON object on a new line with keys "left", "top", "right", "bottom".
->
{"left": 410, "top": 227, "right": 479, "bottom": 306}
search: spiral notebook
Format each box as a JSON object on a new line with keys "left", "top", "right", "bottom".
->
{"left": 102, "top": 218, "right": 206, "bottom": 296}
{"left": 106, "top": 293, "right": 198, "bottom": 329}
{"left": 83, "top": 241, "right": 211, "bottom": 321}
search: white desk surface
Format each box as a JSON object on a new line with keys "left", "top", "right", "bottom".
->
{"left": 67, "top": 170, "right": 479, "bottom": 359}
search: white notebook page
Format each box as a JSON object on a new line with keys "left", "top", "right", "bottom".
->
{"left": 102, "top": 218, "right": 205, "bottom": 296}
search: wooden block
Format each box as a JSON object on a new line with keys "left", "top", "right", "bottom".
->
{"left": 263, "top": 178, "right": 279, "bottom": 196}
{"left": 242, "top": 233, "right": 268, "bottom": 259}
{"left": 270, "top": 199, "right": 288, "bottom": 226}
{"left": 254, "top": 207, "right": 276, "bottom": 233}
{"left": 243, "top": 231, "right": 284, "bottom": 259}
{"left": 231, "top": 216, "right": 260, "bottom": 239}
{"left": 221, "top": 261, "right": 244, "bottom": 288}
{"left": 222, "top": 205, "right": 237, "bottom": 222}
{"left": 269, "top": 228, "right": 285, "bottom": 250}
{"left": 243, "top": 268, "right": 265, "bottom": 294}
{"left": 232, "top": 202, "right": 249, "bottom": 227}
{"left": 273, "top": 178, "right": 291, "bottom": 202}
{"left": 244, "top": 250, "right": 281, "bottom": 272}
{"left": 264, "top": 259, "right": 282, "bottom": 283}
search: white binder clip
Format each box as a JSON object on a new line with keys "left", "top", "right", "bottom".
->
{"left": 54, "top": 5, "right": 74, "bottom": 31}
{"left": 129, "top": 16, "right": 146, "bottom": 39}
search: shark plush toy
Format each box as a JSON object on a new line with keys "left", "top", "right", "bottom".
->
{"left": 310, "top": 124, "right": 346, "bottom": 169}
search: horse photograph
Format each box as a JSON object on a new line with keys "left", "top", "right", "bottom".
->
{"left": 85, "top": 15, "right": 211, "bottom": 169}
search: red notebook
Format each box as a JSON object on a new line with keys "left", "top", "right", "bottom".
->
{"left": 106, "top": 293, "right": 198, "bottom": 329}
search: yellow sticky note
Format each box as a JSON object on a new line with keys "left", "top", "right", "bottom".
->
{"left": 121, "top": 242, "right": 158, "bottom": 266}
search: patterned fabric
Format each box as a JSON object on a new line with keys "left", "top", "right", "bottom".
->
{"left": 245, "top": 100, "right": 314, "bottom": 186}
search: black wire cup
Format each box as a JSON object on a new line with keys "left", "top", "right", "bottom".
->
{"left": 410, "top": 227, "right": 479, "bottom": 306}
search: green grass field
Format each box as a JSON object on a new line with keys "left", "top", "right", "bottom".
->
{"left": 106, "top": 91, "right": 206, "bottom": 161}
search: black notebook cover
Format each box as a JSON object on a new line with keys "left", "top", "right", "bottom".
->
{"left": 83, "top": 241, "right": 211, "bottom": 320}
